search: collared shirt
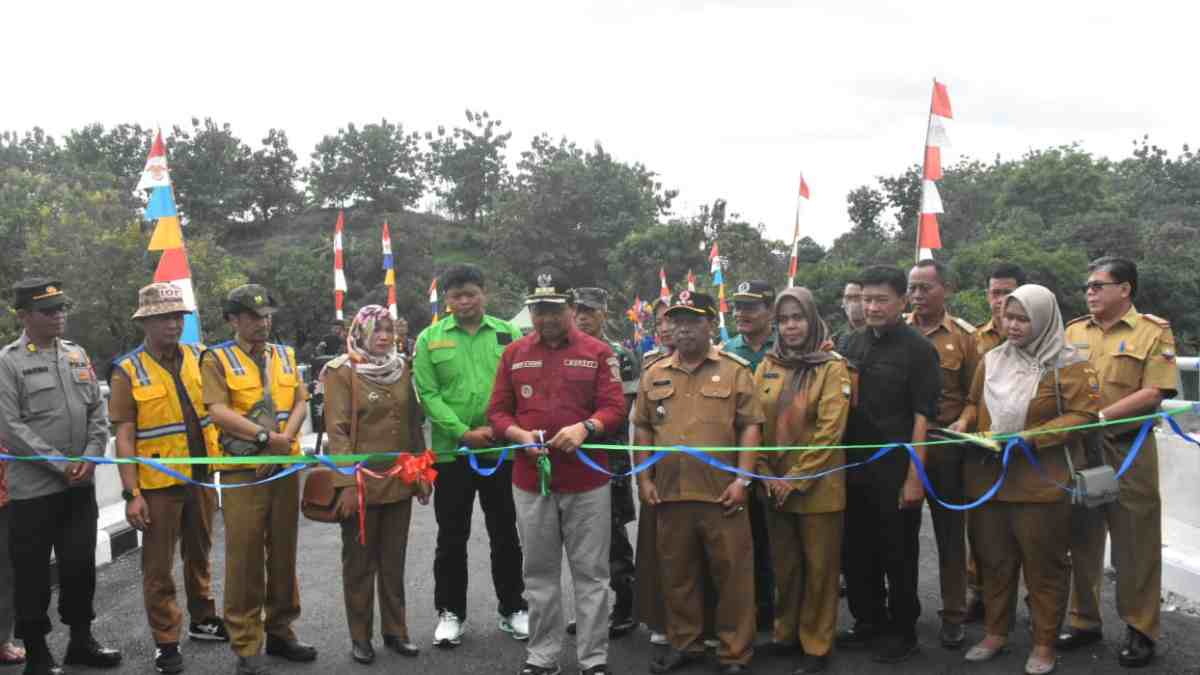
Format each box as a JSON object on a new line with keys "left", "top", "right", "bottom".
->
{"left": 0, "top": 333, "right": 109, "bottom": 500}
{"left": 839, "top": 322, "right": 941, "bottom": 488}
{"left": 906, "top": 311, "right": 979, "bottom": 426}
{"left": 488, "top": 327, "right": 627, "bottom": 494}
{"left": 109, "top": 343, "right": 209, "bottom": 482}
{"left": 976, "top": 319, "right": 1004, "bottom": 356}
{"left": 412, "top": 314, "right": 522, "bottom": 463}
{"left": 722, "top": 332, "right": 776, "bottom": 373}
{"left": 632, "top": 346, "right": 765, "bottom": 503}
{"left": 1064, "top": 305, "right": 1178, "bottom": 437}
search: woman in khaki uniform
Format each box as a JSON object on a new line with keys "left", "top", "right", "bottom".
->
{"left": 754, "top": 288, "right": 850, "bottom": 674}
{"left": 323, "top": 306, "right": 431, "bottom": 665}
{"left": 954, "top": 285, "right": 1100, "bottom": 675}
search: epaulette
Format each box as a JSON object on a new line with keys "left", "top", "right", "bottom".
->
{"left": 0, "top": 340, "right": 19, "bottom": 356}
{"left": 1141, "top": 313, "right": 1171, "bottom": 329}
{"left": 1066, "top": 315, "right": 1091, "bottom": 327}
{"left": 719, "top": 351, "right": 752, "bottom": 369}
{"left": 952, "top": 317, "right": 976, "bottom": 334}
{"left": 827, "top": 350, "right": 847, "bottom": 361}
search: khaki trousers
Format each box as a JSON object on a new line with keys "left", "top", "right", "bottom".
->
{"left": 657, "top": 501, "right": 754, "bottom": 665}
{"left": 926, "top": 451, "right": 968, "bottom": 624}
{"left": 633, "top": 502, "right": 666, "bottom": 632}
{"left": 142, "top": 485, "right": 218, "bottom": 644}
{"left": 970, "top": 500, "right": 1071, "bottom": 646}
{"left": 220, "top": 471, "right": 301, "bottom": 657}
{"left": 765, "top": 509, "right": 841, "bottom": 657}
{"left": 1068, "top": 434, "right": 1162, "bottom": 639}
{"left": 340, "top": 500, "right": 413, "bottom": 642}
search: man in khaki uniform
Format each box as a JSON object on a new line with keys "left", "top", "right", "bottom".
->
{"left": 201, "top": 285, "right": 314, "bottom": 675}
{"left": 634, "top": 291, "right": 764, "bottom": 675}
{"left": 1058, "top": 257, "right": 1177, "bottom": 668}
{"left": 975, "top": 263, "right": 1026, "bottom": 358}
{"left": 111, "top": 283, "right": 228, "bottom": 674}
{"left": 906, "top": 259, "right": 978, "bottom": 648}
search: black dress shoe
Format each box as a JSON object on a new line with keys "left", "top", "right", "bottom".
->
{"left": 872, "top": 634, "right": 918, "bottom": 663}
{"left": 719, "top": 665, "right": 751, "bottom": 675}
{"left": 22, "top": 657, "right": 64, "bottom": 675}
{"left": 581, "top": 666, "right": 610, "bottom": 675}
{"left": 382, "top": 635, "right": 419, "bottom": 657}
{"left": 1055, "top": 628, "right": 1103, "bottom": 651}
{"left": 609, "top": 612, "right": 636, "bottom": 639}
{"left": 265, "top": 635, "right": 317, "bottom": 662}
{"left": 834, "top": 623, "right": 880, "bottom": 650}
{"left": 351, "top": 641, "right": 375, "bottom": 665}
{"left": 63, "top": 634, "right": 122, "bottom": 668}
{"left": 940, "top": 620, "right": 966, "bottom": 649}
{"left": 792, "top": 653, "right": 828, "bottom": 673}
{"left": 1117, "top": 626, "right": 1155, "bottom": 668}
{"left": 566, "top": 621, "right": 577, "bottom": 635}
{"left": 649, "top": 649, "right": 703, "bottom": 674}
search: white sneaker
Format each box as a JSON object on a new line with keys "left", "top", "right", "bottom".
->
{"left": 649, "top": 632, "right": 668, "bottom": 646}
{"left": 433, "top": 611, "right": 465, "bottom": 648}
{"left": 500, "top": 610, "right": 530, "bottom": 641}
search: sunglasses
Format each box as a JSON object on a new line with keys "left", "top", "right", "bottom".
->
{"left": 35, "top": 304, "right": 71, "bottom": 316}
{"left": 1082, "top": 281, "right": 1123, "bottom": 293}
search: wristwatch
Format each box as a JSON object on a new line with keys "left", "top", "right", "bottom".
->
{"left": 121, "top": 488, "right": 141, "bottom": 502}
{"left": 254, "top": 429, "right": 270, "bottom": 450}
{"left": 582, "top": 419, "right": 598, "bottom": 439}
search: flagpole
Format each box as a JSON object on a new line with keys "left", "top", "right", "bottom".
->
{"left": 915, "top": 77, "right": 936, "bottom": 263}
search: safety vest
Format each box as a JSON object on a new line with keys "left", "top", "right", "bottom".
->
{"left": 115, "top": 344, "right": 221, "bottom": 490}
{"left": 208, "top": 341, "right": 301, "bottom": 470}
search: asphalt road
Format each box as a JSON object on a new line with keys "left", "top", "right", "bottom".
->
{"left": 51, "top": 499, "right": 1200, "bottom": 675}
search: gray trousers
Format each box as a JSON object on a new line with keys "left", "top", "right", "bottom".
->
{"left": 513, "top": 484, "right": 611, "bottom": 670}
{"left": 0, "top": 507, "right": 14, "bottom": 642}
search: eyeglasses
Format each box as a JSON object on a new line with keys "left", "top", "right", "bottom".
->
{"left": 1082, "top": 281, "right": 1123, "bottom": 293}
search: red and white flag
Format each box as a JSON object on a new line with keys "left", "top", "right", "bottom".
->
{"left": 686, "top": 269, "right": 696, "bottom": 292}
{"left": 333, "top": 210, "right": 347, "bottom": 321}
{"left": 917, "top": 80, "right": 953, "bottom": 261}
{"left": 788, "top": 174, "right": 811, "bottom": 287}
{"left": 659, "top": 267, "right": 671, "bottom": 301}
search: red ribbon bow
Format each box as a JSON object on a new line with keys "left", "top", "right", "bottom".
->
{"left": 354, "top": 450, "right": 439, "bottom": 545}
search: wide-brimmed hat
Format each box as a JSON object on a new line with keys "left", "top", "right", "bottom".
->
{"left": 132, "top": 282, "right": 191, "bottom": 319}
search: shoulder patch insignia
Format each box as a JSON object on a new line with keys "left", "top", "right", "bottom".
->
{"left": 1141, "top": 313, "right": 1171, "bottom": 328}
{"left": 953, "top": 317, "right": 976, "bottom": 334}
{"left": 720, "top": 351, "right": 751, "bottom": 368}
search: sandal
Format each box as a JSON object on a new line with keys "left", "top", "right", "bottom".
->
{"left": 1024, "top": 653, "right": 1057, "bottom": 675}
{"left": 0, "top": 642, "right": 25, "bottom": 665}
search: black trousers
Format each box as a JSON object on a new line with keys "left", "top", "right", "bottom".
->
{"left": 844, "top": 477, "right": 922, "bottom": 638}
{"left": 609, "top": 452, "right": 636, "bottom": 616}
{"left": 9, "top": 486, "right": 99, "bottom": 639}
{"left": 433, "top": 457, "right": 526, "bottom": 619}
{"left": 748, "top": 496, "right": 775, "bottom": 626}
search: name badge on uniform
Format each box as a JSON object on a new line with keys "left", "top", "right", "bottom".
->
{"left": 655, "top": 405, "right": 667, "bottom": 421}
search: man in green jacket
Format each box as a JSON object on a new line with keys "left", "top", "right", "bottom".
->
{"left": 412, "top": 264, "right": 529, "bottom": 648}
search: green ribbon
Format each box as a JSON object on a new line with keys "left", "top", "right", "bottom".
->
{"left": 537, "top": 455, "right": 552, "bottom": 496}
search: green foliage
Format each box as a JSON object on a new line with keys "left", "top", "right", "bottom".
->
{"left": 306, "top": 119, "right": 423, "bottom": 210}
{"left": 425, "top": 109, "right": 511, "bottom": 225}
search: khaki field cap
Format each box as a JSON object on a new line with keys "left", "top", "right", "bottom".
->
{"left": 132, "top": 282, "right": 190, "bottom": 319}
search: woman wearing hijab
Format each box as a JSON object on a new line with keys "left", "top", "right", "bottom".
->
{"left": 322, "top": 306, "right": 432, "bottom": 665}
{"left": 754, "top": 288, "right": 852, "bottom": 674}
{"left": 953, "top": 285, "right": 1100, "bottom": 675}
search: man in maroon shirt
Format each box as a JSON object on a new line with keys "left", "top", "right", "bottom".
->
{"left": 488, "top": 268, "right": 627, "bottom": 675}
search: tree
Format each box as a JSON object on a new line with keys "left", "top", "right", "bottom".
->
{"left": 425, "top": 109, "right": 512, "bottom": 225}
{"left": 168, "top": 118, "right": 254, "bottom": 236}
{"left": 306, "top": 119, "right": 424, "bottom": 210}
{"left": 247, "top": 128, "right": 303, "bottom": 228}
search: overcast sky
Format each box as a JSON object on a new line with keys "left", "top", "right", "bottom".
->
{"left": 4, "top": 0, "right": 1196, "bottom": 246}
